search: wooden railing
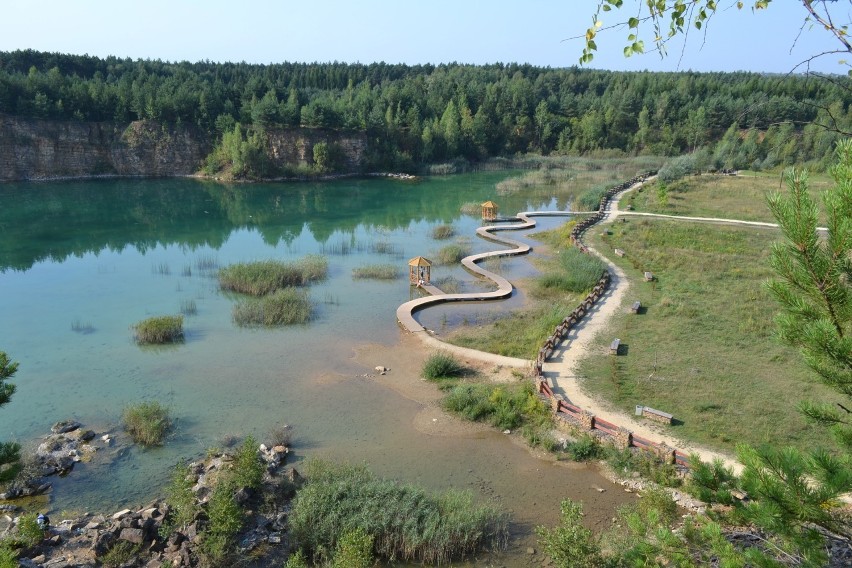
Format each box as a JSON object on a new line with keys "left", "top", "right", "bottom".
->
{"left": 529, "top": 171, "right": 691, "bottom": 467}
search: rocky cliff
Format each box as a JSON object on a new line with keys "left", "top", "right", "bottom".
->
{"left": 0, "top": 114, "right": 368, "bottom": 182}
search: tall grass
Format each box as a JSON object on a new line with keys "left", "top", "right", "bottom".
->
{"left": 289, "top": 460, "right": 508, "bottom": 565}
{"left": 218, "top": 256, "right": 328, "bottom": 296}
{"left": 534, "top": 248, "right": 607, "bottom": 294}
{"left": 442, "top": 382, "right": 551, "bottom": 432}
{"left": 573, "top": 184, "right": 609, "bottom": 211}
{"left": 460, "top": 202, "right": 480, "bottom": 215}
{"left": 232, "top": 288, "right": 312, "bottom": 326}
{"left": 123, "top": 401, "right": 171, "bottom": 447}
{"left": 431, "top": 224, "right": 455, "bottom": 240}
{"left": 495, "top": 168, "right": 574, "bottom": 195}
{"left": 352, "top": 264, "right": 399, "bottom": 280}
{"left": 422, "top": 352, "right": 465, "bottom": 381}
{"left": 180, "top": 299, "right": 197, "bottom": 316}
{"left": 133, "top": 315, "right": 184, "bottom": 344}
{"left": 436, "top": 244, "right": 470, "bottom": 265}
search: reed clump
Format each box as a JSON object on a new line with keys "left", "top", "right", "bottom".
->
{"left": 123, "top": 401, "right": 171, "bottom": 447}
{"left": 232, "top": 288, "right": 312, "bottom": 326}
{"left": 352, "top": 264, "right": 399, "bottom": 280}
{"left": 431, "top": 224, "right": 455, "bottom": 240}
{"left": 422, "top": 352, "right": 466, "bottom": 381}
{"left": 289, "top": 459, "right": 508, "bottom": 565}
{"left": 535, "top": 248, "right": 606, "bottom": 294}
{"left": 436, "top": 244, "right": 470, "bottom": 265}
{"left": 133, "top": 315, "right": 184, "bottom": 344}
{"left": 218, "top": 256, "right": 328, "bottom": 296}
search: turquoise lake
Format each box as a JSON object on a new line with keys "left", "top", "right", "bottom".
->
{"left": 0, "top": 172, "right": 636, "bottom": 562}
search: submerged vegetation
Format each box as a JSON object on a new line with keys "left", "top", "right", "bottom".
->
{"left": 132, "top": 315, "right": 184, "bottom": 345}
{"left": 288, "top": 459, "right": 508, "bottom": 565}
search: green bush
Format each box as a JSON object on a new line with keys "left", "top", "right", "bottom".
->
{"left": 436, "top": 244, "right": 469, "bottom": 265}
{"left": 536, "top": 500, "right": 601, "bottom": 567}
{"left": 15, "top": 513, "right": 43, "bottom": 547}
{"left": 567, "top": 434, "right": 603, "bottom": 461}
{"left": 421, "top": 352, "right": 465, "bottom": 381}
{"left": 160, "top": 461, "right": 200, "bottom": 537}
{"left": 442, "top": 382, "right": 552, "bottom": 434}
{"left": 123, "top": 401, "right": 171, "bottom": 447}
{"left": 231, "top": 435, "right": 264, "bottom": 490}
{"left": 0, "top": 543, "right": 17, "bottom": 568}
{"left": 232, "top": 288, "right": 312, "bottom": 326}
{"left": 430, "top": 224, "right": 455, "bottom": 239}
{"left": 574, "top": 184, "right": 608, "bottom": 211}
{"left": 686, "top": 455, "right": 739, "bottom": 505}
{"left": 200, "top": 479, "right": 244, "bottom": 565}
{"left": 218, "top": 256, "right": 327, "bottom": 296}
{"left": 331, "top": 528, "right": 374, "bottom": 568}
{"left": 133, "top": 315, "right": 184, "bottom": 345}
{"left": 284, "top": 550, "right": 310, "bottom": 568}
{"left": 351, "top": 264, "right": 399, "bottom": 280}
{"left": 289, "top": 460, "right": 508, "bottom": 565}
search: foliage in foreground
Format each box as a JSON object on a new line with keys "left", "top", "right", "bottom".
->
{"left": 288, "top": 459, "right": 508, "bottom": 565}
{"left": 218, "top": 256, "right": 328, "bottom": 296}
{"left": 232, "top": 287, "right": 312, "bottom": 326}
{"left": 132, "top": 315, "right": 184, "bottom": 345}
{"left": 123, "top": 401, "right": 171, "bottom": 447}
{"left": 0, "top": 351, "right": 20, "bottom": 482}
{"left": 421, "top": 352, "right": 466, "bottom": 381}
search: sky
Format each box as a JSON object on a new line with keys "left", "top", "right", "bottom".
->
{"left": 0, "top": 1, "right": 846, "bottom": 74}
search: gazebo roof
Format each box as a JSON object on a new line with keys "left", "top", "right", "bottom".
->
{"left": 408, "top": 256, "right": 432, "bottom": 267}
{"left": 481, "top": 200, "right": 498, "bottom": 208}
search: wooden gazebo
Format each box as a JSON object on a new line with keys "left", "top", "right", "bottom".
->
{"left": 408, "top": 256, "right": 432, "bottom": 285}
{"left": 481, "top": 200, "right": 498, "bottom": 221}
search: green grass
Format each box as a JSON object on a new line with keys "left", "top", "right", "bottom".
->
{"left": 421, "top": 352, "right": 466, "bottom": 381}
{"left": 580, "top": 220, "right": 838, "bottom": 453}
{"left": 123, "top": 401, "right": 171, "bottom": 447}
{"left": 623, "top": 173, "right": 833, "bottom": 224}
{"left": 351, "top": 263, "right": 399, "bottom": 280}
{"left": 289, "top": 459, "right": 508, "bottom": 565}
{"left": 218, "top": 256, "right": 328, "bottom": 296}
{"left": 133, "top": 315, "right": 183, "bottom": 344}
{"left": 533, "top": 247, "right": 606, "bottom": 295}
{"left": 232, "top": 288, "right": 312, "bottom": 326}
{"left": 435, "top": 243, "right": 470, "bottom": 265}
{"left": 445, "top": 302, "right": 579, "bottom": 359}
{"left": 431, "top": 224, "right": 455, "bottom": 239}
{"left": 100, "top": 541, "right": 140, "bottom": 568}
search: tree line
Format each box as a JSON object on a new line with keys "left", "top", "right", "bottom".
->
{"left": 1, "top": 49, "right": 850, "bottom": 174}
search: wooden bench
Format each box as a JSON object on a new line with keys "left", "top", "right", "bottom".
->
{"left": 610, "top": 338, "right": 620, "bottom": 355}
{"left": 642, "top": 406, "right": 673, "bottom": 425}
{"left": 631, "top": 301, "right": 641, "bottom": 314}
{"left": 644, "top": 271, "right": 654, "bottom": 282}
{"left": 614, "top": 248, "right": 625, "bottom": 257}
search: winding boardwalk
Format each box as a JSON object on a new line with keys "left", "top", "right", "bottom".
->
{"left": 396, "top": 180, "right": 752, "bottom": 472}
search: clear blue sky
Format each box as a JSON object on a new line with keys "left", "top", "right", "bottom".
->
{"left": 0, "top": 1, "right": 843, "bottom": 74}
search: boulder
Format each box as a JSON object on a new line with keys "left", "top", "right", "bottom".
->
{"left": 119, "top": 527, "right": 145, "bottom": 544}
{"left": 51, "top": 420, "right": 81, "bottom": 434}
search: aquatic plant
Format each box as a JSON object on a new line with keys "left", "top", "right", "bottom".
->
{"left": 430, "top": 224, "right": 455, "bottom": 240}
{"left": 351, "top": 264, "right": 399, "bottom": 280}
{"left": 232, "top": 288, "right": 312, "bottom": 326}
{"left": 218, "top": 256, "right": 327, "bottom": 296}
{"left": 123, "top": 401, "right": 171, "bottom": 447}
{"left": 132, "top": 315, "right": 184, "bottom": 344}
{"left": 436, "top": 244, "right": 469, "bottom": 265}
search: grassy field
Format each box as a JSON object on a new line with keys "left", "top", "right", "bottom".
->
{"left": 625, "top": 173, "right": 832, "bottom": 223}
{"left": 580, "top": 219, "right": 838, "bottom": 453}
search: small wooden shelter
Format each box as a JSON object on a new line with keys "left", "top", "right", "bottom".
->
{"left": 481, "top": 200, "right": 498, "bottom": 221}
{"left": 408, "top": 256, "right": 432, "bottom": 285}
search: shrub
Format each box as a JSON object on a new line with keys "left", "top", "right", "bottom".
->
{"left": 289, "top": 460, "right": 508, "bottom": 565}
{"left": 123, "top": 401, "right": 171, "bottom": 447}
{"left": 436, "top": 244, "right": 469, "bottom": 265}
{"left": 0, "top": 543, "right": 17, "bottom": 568}
{"left": 232, "top": 288, "right": 312, "bottom": 326}
{"left": 351, "top": 264, "right": 399, "bottom": 280}
{"left": 431, "top": 224, "right": 455, "bottom": 239}
{"left": 218, "top": 256, "right": 327, "bottom": 296}
{"left": 442, "top": 382, "right": 552, "bottom": 434}
{"left": 331, "top": 528, "right": 374, "bottom": 568}
{"left": 200, "top": 479, "right": 244, "bottom": 565}
{"left": 422, "top": 352, "right": 465, "bottom": 381}
{"left": 567, "top": 434, "right": 603, "bottom": 461}
{"left": 284, "top": 550, "right": 309, "bottom": 568}
{"left": 100, "top": 541, "right": 140, "bottom": 568}
{"left": 160, "top": 461, "right": 200, "bottom": 537}
{"left": 536, "top": 500, "right": 601, "bottom": 567}
{"left": 574, "top": 184, "right": 608, "bottom": 211}
{"left": 231, "top": 435, "right": 264, "bottom": 490}
{"left": 15, "top": 513, "right": 43, "bottom": 547}
{"left": 133, "top": 315, "right": 184, "bottom": 345}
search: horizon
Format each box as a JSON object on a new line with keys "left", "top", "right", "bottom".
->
{"left": 0, "top": 1, "right": 845, "bottom": 75}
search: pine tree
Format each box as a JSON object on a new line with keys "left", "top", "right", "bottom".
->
{"left": 0, "top": 351, "right": 20, "bottom": 482}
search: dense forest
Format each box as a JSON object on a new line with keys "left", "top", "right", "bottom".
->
{"left": 1, "top": 49, "right": 850, "bottom": 176}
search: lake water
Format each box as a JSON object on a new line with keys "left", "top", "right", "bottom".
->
{"left": 0, "top": 172, "right": 631, "bottom": 562}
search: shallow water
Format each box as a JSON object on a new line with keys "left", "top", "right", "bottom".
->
{"left": 0, "top": 173, "right": 630, "bottom": 563}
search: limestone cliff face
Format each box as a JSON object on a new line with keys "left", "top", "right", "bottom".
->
{"left": 0, "top": 114, "right": 368, "bottom": 182}
{"left": 265, "top": 127, "right": 367, "bottom": 172}
{"left": 0, "top": 115, "right": 210, "bottom": 181}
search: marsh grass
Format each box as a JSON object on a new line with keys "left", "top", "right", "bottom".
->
{"left": 289, "top": 459, "right": 508, "bottom": 565}
{"left": 533, "top": 248, "right": 606, "bottom": 295}
{"left": 180, "top": 300, "right": 197, "bottom": 316}
{"left": 133, "top": 315, "right": 184, "bottom": 344}
{"left": 581, "top": 220, "right": 838, "bottom": 453}
{"left": 218, "top": 256, "right": 328, "bottom": 296}
{"left": 352, "top": 264, "right": 399, "bottom": 280}
{"left": 370, "top": 241, "right": 403, "bottom": 257}
{"left": 70, "top": 318, "right": 95, "bottom": 334}
{"left": 422, "top": 352, "right": 466, "bottom": 381}
{"left": 431, "top": 224, "right": 455, "bottom": 240}
{"left": 319, "top": 240, "right": 368, "bottom": 256}
{"left": 152, "top": 262, "right": 171, "bottom": 276}
{"left": 123, "top": 401, "right": 171, "bottom": 447}
{"left": 232, "top": 288, "right": 312, "bottom": 326}
{"left": 436, "top": 244, "right": 470, "bottom": 265}
{"left": 195, "top": 254, "right": 219, "bottom": 272}
{"left": 432, "top": 276, "right": 462, "bottom": 294}
{"left": 460, "top": 202, "right": 480, "bottom": 215}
